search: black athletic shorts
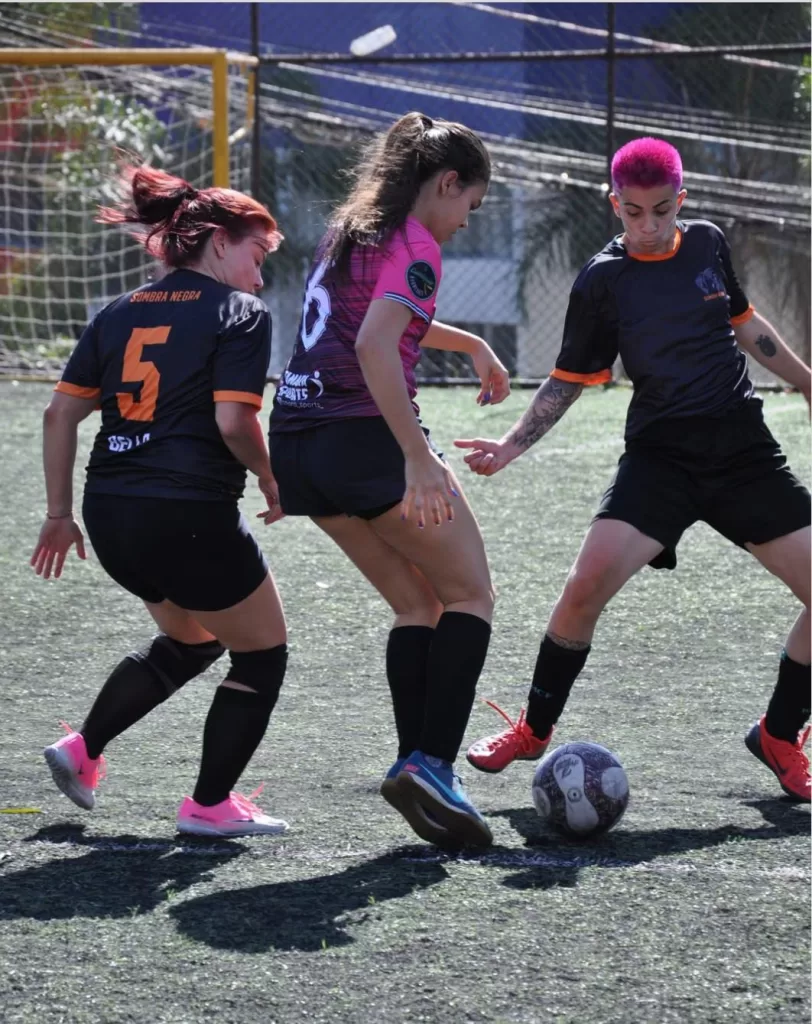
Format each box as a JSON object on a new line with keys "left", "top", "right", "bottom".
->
{"left": 82, "top": 493, "right": 269, "bottom": 610}
{"left": 594, "top": 400, "right": 811, "bottom": 570}
{"left": 269, "top": 416, "right": 443, "bottom": 519}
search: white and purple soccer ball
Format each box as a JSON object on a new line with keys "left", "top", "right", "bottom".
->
{"left": 531, "top": 742, "right": 629, "bottom": 838}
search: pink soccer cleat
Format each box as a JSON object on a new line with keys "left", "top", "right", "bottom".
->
{"left": 43, "top": 722, "right": 106, "bottom": 810}
{"left": 176, "top": 788, "right": 289, "bottom": 837}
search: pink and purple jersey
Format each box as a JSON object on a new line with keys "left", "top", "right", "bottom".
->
{"left": 270, "top": 216, "right": 441, "bottom": 431}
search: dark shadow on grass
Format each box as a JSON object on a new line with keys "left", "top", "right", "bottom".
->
{"left": 392, "top": 840, "right": 582, "bottom": 890}
{"left": 169, "top": 852, "right": 448, "bottom": 952}
{"left": 494, "top": 804, "right": 810, "bottom": 857}
{"left": 743, "top": 797, "right": 812, "bottom": 829}
{"left": 488, "top": 804, "right": 810, "bottom": 890}
{"left": 0, "top": 824, "right": 246, "bottom": 920}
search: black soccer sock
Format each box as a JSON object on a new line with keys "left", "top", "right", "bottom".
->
{"left": 525, "top": 634, "right": 591, "bottom": 740}
{"left": 81, "top": 639, "right": 223, "bottom": 760}
{"left": 764, "top": 650, "right": 812, "bottom": 743}
{"left": 418, "top": 611, "right": 492, "bottom": 764}
{"left": 387, "top": 626, "right": 435, "bottom": 758}
{"left": 192, "top": 644, "right": 287, "bottom": 807}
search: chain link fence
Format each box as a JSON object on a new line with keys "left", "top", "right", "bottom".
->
{"left": 0, "top": 55, "right": 253, "bottom": 375}
{"left": 0, "top": 2, "right": 809, "bottom": 386}
{"left": 246, "top": 2, "right": 810, "bottom": 386}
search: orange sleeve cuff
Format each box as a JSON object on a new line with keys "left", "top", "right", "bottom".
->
{"left": 54, "top": 381, "right": 101, "bottom": 399}
{"left": 213, "top": 389, "right": 263, "bottom": 409}
{"left": 730, "top": 305, "right": 754, "bottom": 326}
{"left": 550, "top": 367, "right": 613, "bottom": 386}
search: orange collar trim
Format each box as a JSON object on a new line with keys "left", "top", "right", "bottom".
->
{"left": 625, "top": 229, "right": 682, "bottom": 262}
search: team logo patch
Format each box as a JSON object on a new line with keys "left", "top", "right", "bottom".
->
{"left": 695, "top": 267, "right": 725, "bottom": 300}
{"left": 406, "top": 260, "right": 437, "bottom": 301}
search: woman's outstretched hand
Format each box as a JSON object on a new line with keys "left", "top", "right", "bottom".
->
{"left": 31, "top": 516, "right": 87, "bottom": 579}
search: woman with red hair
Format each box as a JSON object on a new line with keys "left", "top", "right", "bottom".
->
{"left": 459, "top": 137, "right": 811, "bottom": 803}
{"left": 31, "top": 166, "right": 293, "bottom": 836}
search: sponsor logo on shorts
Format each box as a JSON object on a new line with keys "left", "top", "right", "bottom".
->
{"left": 406, "top": 260, "right": 437, "bottom": 300}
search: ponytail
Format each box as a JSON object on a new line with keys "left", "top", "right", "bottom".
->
{"left": 324, "top": 111, "right": 490, "bottom": 275}
{"left": 98, "top": 165, "right": 282, "bottom": 267}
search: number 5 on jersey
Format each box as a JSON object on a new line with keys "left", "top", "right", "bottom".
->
{"left": 117, "top": 326, "right": 171, "bottom": 421}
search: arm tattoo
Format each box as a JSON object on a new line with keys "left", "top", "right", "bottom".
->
{"left": 510, "top": 377, "right": 583, "bottom": 451}
{"left": 547, "top": 631, "right": 590, "bottom": 651}
{"left": 755, "top": 334, "right": 777, "bottom": 358}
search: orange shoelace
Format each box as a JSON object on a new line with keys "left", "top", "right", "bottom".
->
{"left": 481, "top": 701, "right": 538, "bottom": 755}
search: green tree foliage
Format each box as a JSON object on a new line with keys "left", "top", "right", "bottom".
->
{"left": 0, "top": 71, "right": 168, "bottom": 362}
{"left": 0, "top": 3, "right": 139, "bottom": 46}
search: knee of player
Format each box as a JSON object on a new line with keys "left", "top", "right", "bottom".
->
{"left": 444, "top": 578, "right": 495, "bottom": 616}
{"left": 222, "top": 644, "right": 288, "bottom": 704}
{"left": 128, "top": 634, "right": 226, "bottom": 698}
{"left": 561, "top": 568, "right": 609, "bottom": 615}
{"left": 482, "top": 581, "right": 497, "bottom": 614}
{"left": 393, "top": 592, "right": 444, "bottom": 625}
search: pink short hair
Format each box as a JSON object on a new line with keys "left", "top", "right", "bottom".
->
{"left": 611, "top": 138, "right": 683, "bottom": 192}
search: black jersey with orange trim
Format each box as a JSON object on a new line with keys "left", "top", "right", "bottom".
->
{"left": 56, "top": 268, "right": 271, "bottom": 501}
{"left": 552, "top": 219, "right": 755, "bottom": 438}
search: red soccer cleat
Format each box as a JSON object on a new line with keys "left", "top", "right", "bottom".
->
{"left": 466, "top": 702, "right": 552, "bottom": 774}
{"left": 745, "top": 716, "right": 811, "bottom": 803}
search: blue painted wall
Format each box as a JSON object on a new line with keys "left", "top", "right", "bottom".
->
{"left": 139, "top": 2, "right": 684, "bottom": 141}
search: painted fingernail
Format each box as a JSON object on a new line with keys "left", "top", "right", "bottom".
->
{"left": 401, "top": 514, "right": 406, "bottom": 521}
{"left": 482, "top": 392, "right": 491, "bottom": 404}
{"left": 451, "top": 488, "right": 459, "bottom": 497}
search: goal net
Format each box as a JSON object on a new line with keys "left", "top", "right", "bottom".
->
{"left": 0, "top": 51, "right": 252, "bottom": 377}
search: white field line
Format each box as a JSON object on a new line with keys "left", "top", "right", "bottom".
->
{"left": 400, "top": 851, "right": 809, "bottom": 880}
{"left": 10, "top": 837, "right": 809, "bottom": 880}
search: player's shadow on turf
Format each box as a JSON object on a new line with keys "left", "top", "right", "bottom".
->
{"left": 489, "top": 803, "right": 809, "bottom": 891}
{"left": 169, "top": 852, "right": 448, "bottom": 952}
{"left": 0, "top": 824, "right": 246, "bottom": 921}
{"left": 743, "top": 797, "right": 811, "bottom": 828}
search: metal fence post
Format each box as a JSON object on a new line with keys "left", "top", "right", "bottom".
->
{"left": 605, "top": 2, "right": 616, "bottom": 237}
{"left": 250, "top": 2, "right": 262, "bottom": 203}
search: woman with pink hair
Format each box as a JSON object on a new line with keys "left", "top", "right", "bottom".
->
{"left": 457, "top": 137, "right": 811, "bottom": 803}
